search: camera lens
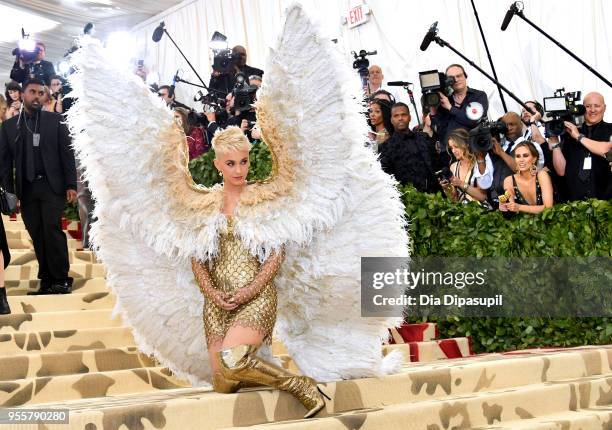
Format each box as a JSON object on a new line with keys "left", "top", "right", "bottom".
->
{"left": 424, "top": 92, "right": 440, "bottom": 107}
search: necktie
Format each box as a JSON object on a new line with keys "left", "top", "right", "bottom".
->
{"left": 24, "top": 117, "right": 35, "bottom": 182}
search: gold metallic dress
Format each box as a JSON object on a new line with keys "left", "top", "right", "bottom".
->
{"left": 193, "top": 217, "right": 280, "bottom": 347}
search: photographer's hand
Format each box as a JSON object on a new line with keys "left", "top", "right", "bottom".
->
{"left": 251, "top": 124, "right": 262, "bottom": 140}
{"left": 438, "top": 92, "right": 452, "bottom": 110}
{"left": 66, "top": 189, "right": 77, "bottom": 204}
{"left": 563, "top": 121, "right": 580, "bottom": 140}
{"left": 422, "top": 114, "right": 433, "bottom": 137}
{"left": 205, "top": 111, "right": 217, "bottom": 123}
{"left": 491, "top": 138, "right": 503, "bottom": 156}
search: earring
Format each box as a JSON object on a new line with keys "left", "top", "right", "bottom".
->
{"left": 219, "top": 171, "right": 223, "bottom": 176}
{"left": 530, "top": 164, "right": 537, "bottom": 176}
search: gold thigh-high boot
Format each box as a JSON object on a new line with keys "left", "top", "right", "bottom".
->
{"left": 212, "top": 371, "right": 242, "bottom": 393}
{"left": 217, "top": 344, "right": 329, "bottom": 418}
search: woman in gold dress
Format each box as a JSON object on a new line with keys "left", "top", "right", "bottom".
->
{"left": 190, "top": 127, "right": 328, "bottom": 418}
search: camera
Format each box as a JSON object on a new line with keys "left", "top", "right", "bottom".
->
{"left": 232, "top": 72, "right": 257, "bottom": 113}
{"left": 419, "top": 70, "right": 455, "bottom": 107}
{"left": 352, "top": 49, "right": 377, "bottom": 88}
{"left": 194, "top": 89, "right": 227, "bottom": 113}
{"left": 542, "top": 89, "right": 585, "bottom": 137}
{"left": 12, "top": 32, "right": 40, "bottom": 64}
{"left": 212, "top": 49, "right": 240, "bottom": 74}
{"left": 468, "top": 120, "right": 508, "bottom": 153}
{"left": 435, "top": 167, "right": 452, "bottom": 182}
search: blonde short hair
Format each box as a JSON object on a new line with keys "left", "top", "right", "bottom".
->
{"left": 212, "top": 126, "right": 252, "bottom": 155}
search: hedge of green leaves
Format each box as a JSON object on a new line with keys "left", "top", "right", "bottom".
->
{"left": 401, "top": 186, "right": 611, "bottom": 352}
{"left": 124, "top": 143, "right": 612, "bottom": 352}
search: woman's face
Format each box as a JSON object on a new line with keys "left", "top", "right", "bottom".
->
{"left": 214, "top": 148, "right": 250, "bottom": 187}
{"left": 369, "top": 103, "right": 383, "bottom": 127}
{"left": 8, "top": 89, "right": 20, "bottom": 102}
{"left": 514, "top": 146, "right": 535, "bottom": 172}
{"left": 50, "top": 79, "right": 62, "bottom": 94}
{"left": 449, "top": 138, "right": 464, "bottom": 161}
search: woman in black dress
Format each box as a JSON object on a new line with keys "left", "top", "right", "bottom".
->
{"left": 499, "top": 141, "right": 553, "bottom": 215}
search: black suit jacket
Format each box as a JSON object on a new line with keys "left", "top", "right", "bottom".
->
{"left": 0, "top": 110, "right": 77, "bottom": 199}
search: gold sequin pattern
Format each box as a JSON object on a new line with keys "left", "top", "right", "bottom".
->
{"left": 204, "top": 218, "right": 277, "bottom": 346}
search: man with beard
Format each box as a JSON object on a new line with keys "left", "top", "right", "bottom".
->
{"left": 379, "top": 102, "right": 440, "bottom": 193}
{"left": 0, "top": 79, "right": 77, "bottom": 294}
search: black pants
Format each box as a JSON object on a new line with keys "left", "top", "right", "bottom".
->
{"left": 20, "top": 178, "right": 70, "bottom": 283}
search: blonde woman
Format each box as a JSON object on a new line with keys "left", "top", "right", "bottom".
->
{"left": 439, "top": 129, "right": 488, "bottom": 203}
{"left": 191, "top": 127, "right": 328, "bottom": 418}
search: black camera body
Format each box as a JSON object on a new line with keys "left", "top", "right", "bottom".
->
{"left": 212, "top": 49, "right": 240, "bottom": 74}
{"left": 543, "top": 89, "right": 585, "bottom": 137}
{"left": 232, "top": 72, "right": 257, "bottom": 113}
{"left": 468, "top": 120, "right": 508, "bottom": 153}
{"left": 194, "top": 89, "right": 227, "bottom": 113}
{"left": 435, "top": 167, "right": 452, "bottom": 182}
{"left": 419, "top": 70, "right": 455, "bottom": 107}
{"left": 12, "top": 46, "right": 40, "bottom": 64}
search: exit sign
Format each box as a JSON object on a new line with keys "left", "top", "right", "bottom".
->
{"left": 347, "top": 4, "right": 370, "bottom": 29}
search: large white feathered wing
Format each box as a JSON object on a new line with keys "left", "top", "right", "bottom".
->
{"left": 67, "top": 38, "right": 225, "bottom": 385}
{"left": 249, "top": 4, "right": 410, "bottom": 381}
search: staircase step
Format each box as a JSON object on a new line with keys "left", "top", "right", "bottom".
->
{"left": 383, "top": 337, "right": 472, "bottom": 363}
{"left": 0, "top": 327, "right": 136, "bottom": 355}
{"left": 0, "top": 309, "right": 122, "bottom": 334}
{"left": 388, "top": 322, "right": 438, "bottom": 343}
{"left": 218, "top": 375, "right": 612, "bottom": 429}
{"left": 6, "top": 230, "right": 31, "bottom": 240}
{"left": 6, "top": 278, "right": 108, "bottom": 296}
{"left": 9, "top": 249, "right": 98, "bottom": 265}
{"left": 5, "top": 263, "right": 106, "bottom": 281}
{"left": 471, "top": 408, "right": 612, "bottom": 429}
{"left": 7, "top": 291, "right": 115, "bottom": 313}
{"left": 0, "top": 346, "right": 156, "bottom": 381}
{"left": 1, "top": 367, "right": 189, "bottom": 407}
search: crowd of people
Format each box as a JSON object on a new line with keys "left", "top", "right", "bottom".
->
{"left": 0, "top": 39, "right": 610, "bottom": 317}
{"left": 366, "top": 63, "right": 612, "bottom": 214}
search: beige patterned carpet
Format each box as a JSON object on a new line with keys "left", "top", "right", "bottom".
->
{"left": 1, "top": 215, "right": 610, "bottom": 429}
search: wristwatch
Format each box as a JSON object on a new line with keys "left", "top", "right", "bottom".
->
{"left": 551, "top": 142, "right": 561, "bottom": 150}
{"left": 577, "top": 133, "right": 585, "bottom": 144}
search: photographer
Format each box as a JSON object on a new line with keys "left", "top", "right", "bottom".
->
{"left": 225, "top": 74, "right": 258, "bottom": 142}
{"left": 365, "top": 65, "right": 400, "bottom": 101}
{"left": 487, "top": 112, "right": 543, "bottom": 204}
{"left": 549, "top": 92, "right": 612, "bottom": 201}
{"left": 10, "top": 41, "right": 56, "bottom": 85}
{"left": 380, "top": 103, "right": 440, "bottom": 193}
{"left": 209, "top": 45, "right": 263, "bottom": 96}
{"left": 4, "top": 81, "right": 22, "bottom": 121}
{"left": 429, "top": 64, "right": 489, "bottom": 149}
{"left": 521, "top": 101, "right": 546, "bottom": 144}
{"left": 158, "top": 85, "right": 190, "bottom": 110}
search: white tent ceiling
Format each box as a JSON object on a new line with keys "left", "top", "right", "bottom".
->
{"left": 0, "top": 0, "right": 185, "bottom": 85}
